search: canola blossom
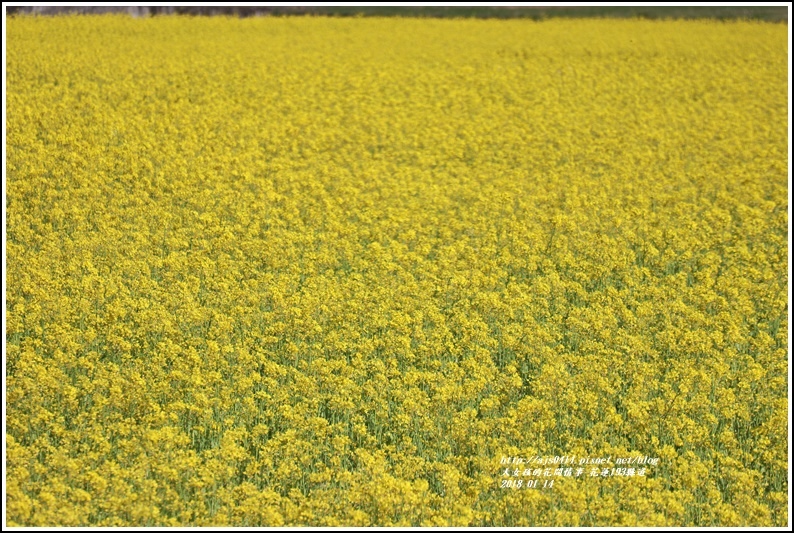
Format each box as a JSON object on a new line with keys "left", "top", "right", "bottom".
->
{"left": 5, "top": 15, "right": 789, "bottom": 526}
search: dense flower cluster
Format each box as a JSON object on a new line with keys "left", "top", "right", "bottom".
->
{"left": 5, "top": 15, "right": 788, "bottom": 526}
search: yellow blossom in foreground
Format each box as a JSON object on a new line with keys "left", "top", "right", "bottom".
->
{"left": 5, "top": 14, "right": 788, "bottom": 527}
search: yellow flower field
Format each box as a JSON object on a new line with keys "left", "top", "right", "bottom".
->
{"left": 5, "top": 15, "right": 788, "bottom": 526}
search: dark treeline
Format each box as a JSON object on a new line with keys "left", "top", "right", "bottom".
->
{"left": 7, "top": 6, "right": 289, "bottom": 17}
{"left": 5, "top": 5, "right": 789, "bottom": 21}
